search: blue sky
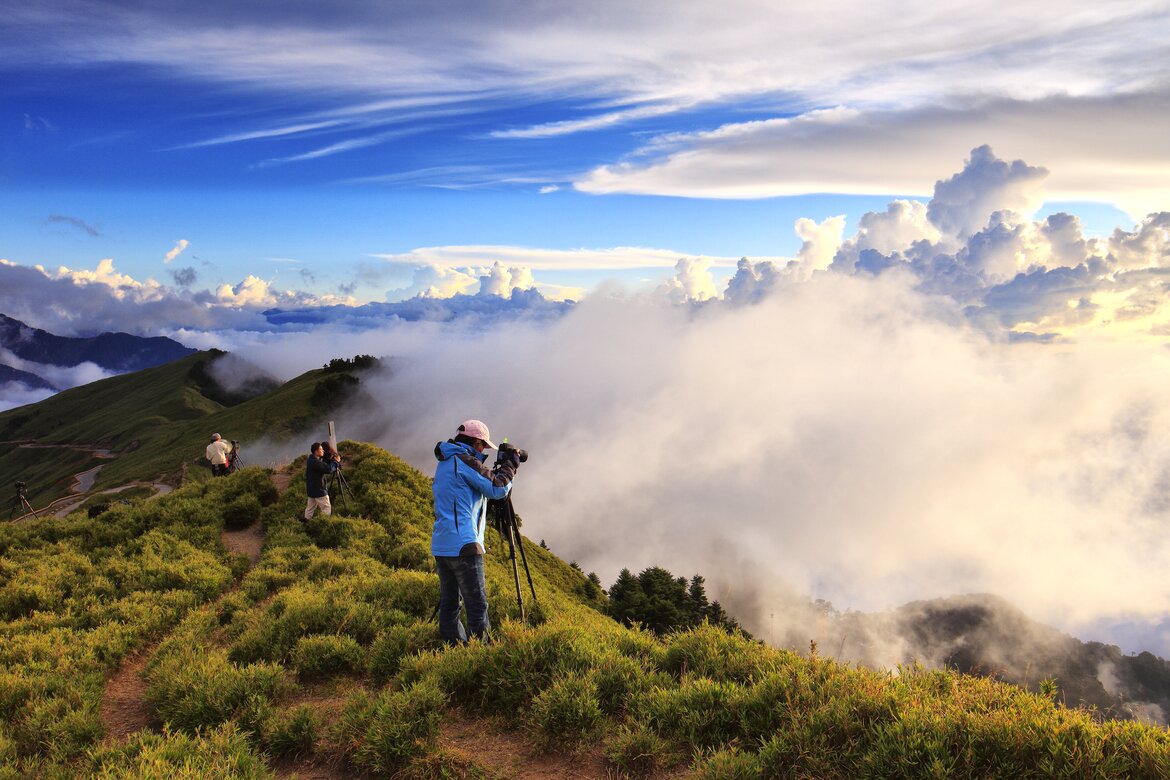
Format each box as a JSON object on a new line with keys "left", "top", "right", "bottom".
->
{"left": 4, "top": 1, "right": 1170, "bottom": 656}
{"left": 2, "top": 0, "right": 1164, "bottom": 305}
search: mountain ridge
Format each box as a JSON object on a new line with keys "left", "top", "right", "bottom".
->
{"left": 0, "top": 312, "right": 196, "bottom": 408}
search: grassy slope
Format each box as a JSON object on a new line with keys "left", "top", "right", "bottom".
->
{"left": 0, "top": 351, "right": 344, "bottom": 509}
{"left": 3, "top": 441, "right": 1170, "bottom": 778}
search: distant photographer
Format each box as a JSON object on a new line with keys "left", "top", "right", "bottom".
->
{"left": 302, "top": 441, "right": 341, "bottom": 522}
{"left": 205, "top": 433, "right": 233, "bottom": 477}
{"left": 432, "top": 419, "right": 520, "bottom": 645}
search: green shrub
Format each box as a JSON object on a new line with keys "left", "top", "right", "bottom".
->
{"left": 223, "top": 493, "right": 262, "bottom": 530}
{"left": 145, "top": 647, "right": 285, "bottom": 732}
{"left": 692, "top": 747, "right": 762, "bottom": 780}
{"left": 228, "top": 584, "right": 379, "bottom": 664}
{"left": 335, "top": 678, "right": 446, "bottom": 774}
{"left": 369, "top": 623, "right": 442, "bottom": 683}
{"left": 662, "top": 623, "right": 778, "bottom": 683}
{"left": 528, "top": 673, "right": 604, "bottom": 750}
{"left": 604, "top": 723, "right": 677, "bottom": 778}
{"left": 85, "top": 723, "right": 272, "bottom": 779}
{"left": 291, "top": 634, "right": 364, "bottom": 680}
{"left": 261, "top": 705, "right": 317, "bottom": 759}
{"left": 640, "top": 677, "right": 745, "bottom": 751}
{"left": 592, "top": 652, "right": 669, "bottom": 716}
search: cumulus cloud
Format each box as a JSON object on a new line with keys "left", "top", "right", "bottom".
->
{"left": 370, "top": 245, "right": 764, "bottom": 302}
{"left": 478, "top": 262, "right": 535, "bottom": 297}
{"left": 0, "top": 258, "right": 344, "bottom": 336}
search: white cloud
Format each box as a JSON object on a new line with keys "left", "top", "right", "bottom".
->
{"left": 575, "top": 93, "right": 1170, "bottom": 219}
{"left": 0, "top": 383, "right": 56, "bottom": 413}
{"left": 342, "top": 272, "right": 1170, "bottom": 657}
{"left": 656, "top": 257, "right": 720, "bottom": 303}
{"left": 372, "top": 244, "right": 757, "bottom": 273}
{"left": 7, "top": 0, "right": 1166, "bottom": 221}
{"left": 478, "top": 262, "right": 535, "bottom": 297}
{"left": 164, "top": 239, "right": 189, "bottom": 264}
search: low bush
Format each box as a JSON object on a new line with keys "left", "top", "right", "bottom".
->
{"left": 223, "top": 493, "right": 262, "bottom": 530}
{"left": 145, "top": 644, "right": 285, "bottom": 732}
{"left": 369, "top": 623, "right": 442, "bottom": 683}
{"left": 261, "top": 705, "right": 317, "bottom": 759}
{"left": 85, "top": 723, "right": 273, "bottom": 779}
{"left": 334, "top": 677, "right": 447, "bottom": 775}
{"left": 528, "top": 672, "right": 605, "bottom": 750}
{"left": 291, "top": 634, "right": 364, "bottom": 680}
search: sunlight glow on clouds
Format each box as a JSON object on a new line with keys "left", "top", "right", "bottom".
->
{"left": 576, "top": 93, "right": 1170, "bottom": 218}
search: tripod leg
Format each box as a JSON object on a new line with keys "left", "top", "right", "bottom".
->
{"left": 512, "top": 520, "right": 538, "bottom": 604}
{"left": 505, "top": 521, "right": 525, "bottom": 623}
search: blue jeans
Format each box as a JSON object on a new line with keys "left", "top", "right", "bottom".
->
{"left": 435, "top": 554, "right": 490, "bottom": 645}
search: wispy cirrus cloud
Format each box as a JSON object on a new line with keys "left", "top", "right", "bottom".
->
{"left": 576, "top": 91, "right": 1170, "bottom": 218}
{"left": 46, "top": 214, "right": 99, "bottom": 236}
{"left": 371, "top": 244, "right": 754, "bottom": 272}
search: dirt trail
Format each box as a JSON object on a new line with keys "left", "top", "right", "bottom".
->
{"left": 98, "top": 518, "right": 266, "bottom": 742}
{"left": 437, "top": 712, "right": 615, "bottom": 778}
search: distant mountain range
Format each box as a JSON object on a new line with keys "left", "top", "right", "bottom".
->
{"left": 0, "top": 363, "right": 57, "bottom": 391}
{"left": 825, "top": 593, "right": 1170, "bottom": 724}
{"left": 0, "top": 313, "right": 195, "bottom": 398}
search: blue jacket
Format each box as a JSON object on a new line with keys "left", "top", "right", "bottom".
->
{"left": 432, "top": 440, "right": 514, "bottom": 557}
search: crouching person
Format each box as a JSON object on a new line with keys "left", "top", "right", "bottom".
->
{"left": 431, "top": 419, "right": 520, "bottom": 645}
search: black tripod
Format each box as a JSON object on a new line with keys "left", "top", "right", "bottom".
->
{"left": 9, "top": 482, "right": 37, "bottom": 520}
{"left": 329, "top": 465, "right": 352, "bottom": 513}
{"left": 489, "top": 492, "right": 538, "bottom": 622}
{"left": 226, "top": 442, "right": 244, "bottom": 474}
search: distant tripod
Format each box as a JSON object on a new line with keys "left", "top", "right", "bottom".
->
{"left": 226, "top": 441, "right": 244, "bottom": 474}
{"left": 9, "top": 481, "right": 37, "bottom": 520}
{"left": 328, "top": 464, "right": 352, "bottom": 512}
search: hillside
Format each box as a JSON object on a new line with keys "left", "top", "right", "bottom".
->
{"left": 0, "top": 349, "right": 366, "bottom": 510}
{"left": 3, "top": 443, "right": 1170, "bottom": 778}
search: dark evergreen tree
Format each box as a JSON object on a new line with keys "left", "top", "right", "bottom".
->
{"left": 606, "top": 566, "right": 748, "bottom": 637}
{"left": 687, "top": 574, "right": 710, "bottom": 622}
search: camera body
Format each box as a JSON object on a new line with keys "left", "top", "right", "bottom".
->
{"left": 499, "top": 441, "right": 528, "bottom": 463}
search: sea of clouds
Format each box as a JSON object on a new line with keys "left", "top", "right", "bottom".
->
{"left": 3, "top": 146, "right": 1169, "bottom": 659}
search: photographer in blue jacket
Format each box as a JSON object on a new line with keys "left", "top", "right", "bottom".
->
{"left": 431, "top": 419, "right": 520, "bottom": 645}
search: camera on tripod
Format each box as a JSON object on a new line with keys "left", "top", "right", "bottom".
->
{"left": 498, "top": 441, "right": 528, "bottom": 463}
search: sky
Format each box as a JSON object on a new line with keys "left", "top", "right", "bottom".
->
{"left": 3, "top": 1, "right": 1170, "bottom": 659}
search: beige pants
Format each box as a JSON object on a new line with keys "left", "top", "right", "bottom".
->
{"left": 304, "top": 495, "right": 332, "bottom": 520}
